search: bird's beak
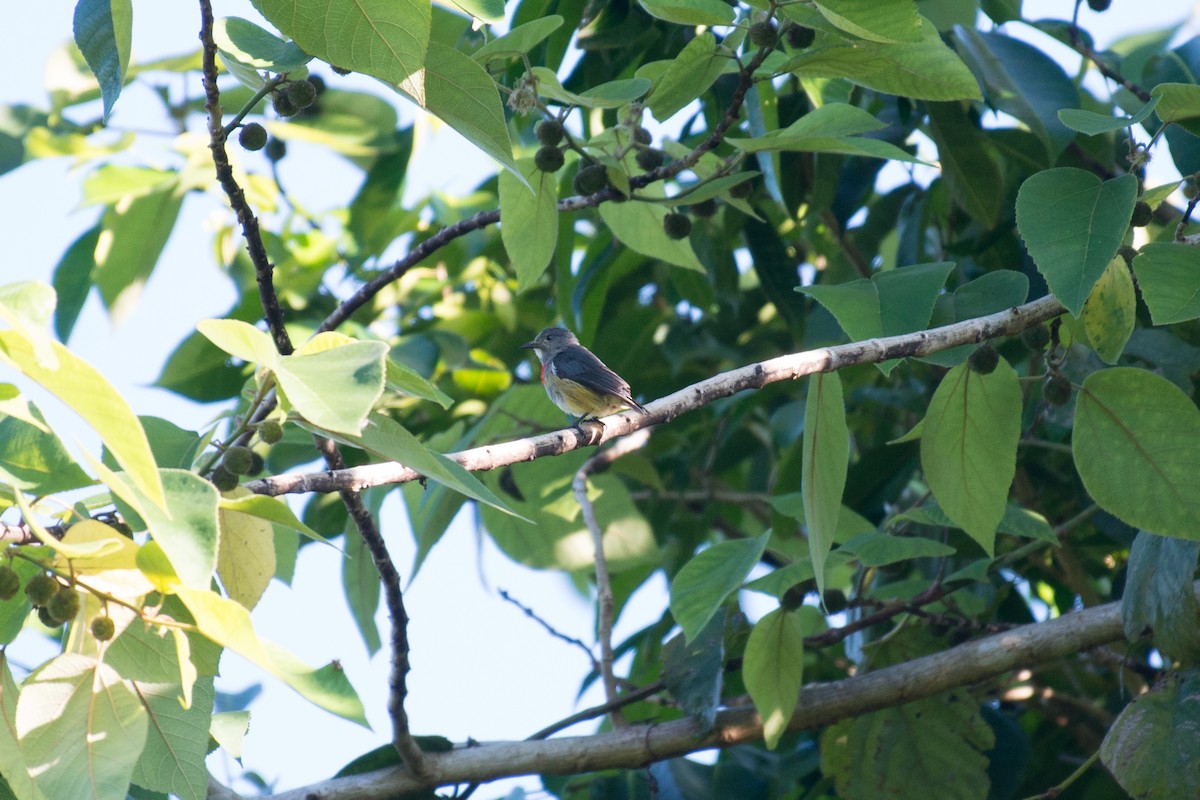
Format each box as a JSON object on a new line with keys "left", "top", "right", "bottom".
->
{"left": 520, "top": 340, "right": 537, "bottom": 350}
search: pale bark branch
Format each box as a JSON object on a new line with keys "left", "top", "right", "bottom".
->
{"left": 221, "top": 582, "right": 1148, "bottom": 800}
{"left": 573, "top": 428, "right": 653, "bottom": 726}
{"left": 245, "top": 294, "right": 1067, "bottom": 498}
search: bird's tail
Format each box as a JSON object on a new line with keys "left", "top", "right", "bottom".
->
{"left": 630, "top": 399, "right": 649, "bottom": 415}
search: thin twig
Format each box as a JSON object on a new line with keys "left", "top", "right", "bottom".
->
{"left": 313, "top": 437, "right": 430, "bottom": 783}
{"left": 1175, "top": 190, "right": 1200, "bottom": 242}
{"left": 197, "top": 0, "right": 291, "bottom": 356}
{"left": 526, "top": 681, "right": 665, "bottom": 740}
{"left": 198, "top": 0, "right": 426, "bottom": 780}
{"left": 803, "top": 584, "right": 946, "bottom": 649}
{"left": 498, "top": 589, "right": 599, "bottom": 673}
{"left": 1066, "top": 24, "right": 1151, "bottom": 102}
{"left": 572, "top": 428, "right": 653, "bottom": 726}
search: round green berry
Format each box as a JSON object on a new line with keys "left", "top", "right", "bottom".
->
{"left": 1087, "top": 0, "right": 1112, "bottom": 10}
{"left": 1020, "top": 325, "right": 1050, "bottom": 352}
{"left": 535, "top": 120, "right": 564, "bottom": 146}
{"left": 91, "top": 615, "right": 116, "bottom": 642}
{"left": 258, "top": 419, "right": 284, "bottom": 445}
{"left": 222, "top": 446, "right": 255, "bottom": 475}
{"left": 238, "top": 123, "right": 268, "bottom": 151}
{"left": 780, "top": 583, "right": 807, "bottom": 612}
{"left": 38, "top": 606, "right": 61, "bottom": 628}
{"left": 635, "top": 147, "right": 665, "bottom": 171}
{"left": 632, "top": 126, "right": 652, "bottom": 146}
{"left": 25, "top": 573, "right": 58, "bottom": 606}
{"left": 823, "top": 589, "right": 848, "bottom": 614}
{"left": 534, "top": 145, "right": 565, "bottom": 173}
{"left": 211, "top": 465, "right": 240, "bottom": 492}
{"left": 786, "top": 24, "right": 816, "bottom": 49}
{"left": 749, "top": 20, "right": 777, "bottom": 49}
{"left": 248, "top": 452, "right": 265, "bottom": 475}
{"left": 265, "top": 138, "right": 287, "bottom": 162}
{"left": 573, "top": 164, "right": 609, "bottom": 196}
{"left": 687, "top": 198, "right": 718, "bottom": 218}
{"left": 47, "top": 587, "right": 80, "bottom": 624}
{"left": 0, "top": 565, "right": 19, "bottom": 601}
{"left": 729, "top": 178, "right": 754, "bottom": 199}
{"left": 968, "top": 342, "right": 1000, "bottom": 375}
{"left": 1131, "top": 200, "right": 1152, "bottom": 227}
{"left": 1118, "top": 245, "right": 1139, "bottom": 265}
{"left": 285, "top": 79, "right": 318, "bottom": 110}
{"left": 272, "top": 91, "right": 298, "bottom": 118}
{"left": 663, "top": 212, "right": 692, "bottom": 240}
{"left": 1044, "top": 373, "right": 1073, "bottom": 406}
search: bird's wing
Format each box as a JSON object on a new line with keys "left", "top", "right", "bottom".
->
{"left": 552, "top": 347, "right": 635, "bottom": 401}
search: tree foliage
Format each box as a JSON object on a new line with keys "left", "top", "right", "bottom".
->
{"left": 2, "top": 0, "right": 1200, "bottom": 798}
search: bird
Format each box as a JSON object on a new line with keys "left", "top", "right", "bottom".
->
{"left": 521, "top": 327, "right": 648, "bottom": 426}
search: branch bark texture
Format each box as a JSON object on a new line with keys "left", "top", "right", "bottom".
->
{"left": 246, "top": 294, "right": 1067, "bottom": 498}
{"left": 253, "top": 584, "right": 1146, "bottom": 800}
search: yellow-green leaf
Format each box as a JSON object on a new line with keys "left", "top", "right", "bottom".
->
{"left": 1081, "top": 256, "right": 1135, "bottom": 364}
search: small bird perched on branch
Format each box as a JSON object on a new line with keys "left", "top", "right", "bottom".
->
{"left": 521, "top": 327, "right": 648, "bottom": 426}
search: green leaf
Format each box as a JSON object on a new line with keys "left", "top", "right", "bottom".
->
{"left": 784, "top": 19, "right": 981, "bottom": 101}
{"left": 729, "top": 102, "right": 924, "bottom": 163}
{"left": 1101, "top": 669, "right": 1200, "bottom": 799}
{"left": 473, "top": 16, "right": 563, "bottom": 66}
{"left": 213, "top": 17, "right": 312, "bottom": 73}
{"left": 661, "top": 617, "right": 725, "bottom": 730}
{"left": 217, "top": 492, "right": 276, "bottom": 611}
{"left": 0, "top": 412, "right": 92, "bottom": 494}
{"left": 130, "top": 679, "right": 214, "bottom": 800}
{"left": 132, "top": 469, "right": 219, "bottom": 590}
{"left": 52, "top": 225, "right": 100, "bottom": 343}
{"left": 441, "top": 0, "right": 503, "bottom": 23}
{"left": 1074, "top": 368, "right": 1200, "bottom": 540}
{"left": 840, "top": 531, "right": 956, "bottom": 566}
{"left": 402, "top": 43, "right": 517, "bottom": 175}
{"left": 1122, "top": 531, "right": 1200, "bottom": 664}
{"left": 176, "top": 586, "right": 368, "bottom": 725}
{"left": 800, "top": 261, "right": 955, "bottom": 373}
{"left": 927, "top": 102, "right": 1002, "bottom": 226}
{"left": 646, "top": 33, "right": 728, "bottom": 122}
{"left": 0, "top": 653, "right": 44, "bottom": 800}
{"left": 500, "top": 158, "right": 559, "bottom": 293}
{"left": 1152, "top": 82, "right": 1200, "bottom": 135}
{"left": 81, "top": 165, "right": 176, "bottom": 207}
{"left": 1058, "top": 94, "right": 1160, "bottom": 135}
{"left": 744, "top": 607, "right": 807, "bottom": 750}
{"left": 599, "top": 199, "right": 704, "bottom": 272}
{"left": 638, "top": 0, "right": 734, "bottom": 26}
{"left": 1135, "top": 243, "right": 1200, "bottom": 325}
{"left": 209, "top": 711, "right": 250, "bottom": 759}
{"left": 276, "top": 340, "right": 388, "bottom": 436}
{"left": 386, "top": 356, "right": 453, "bottom": 408}
{"left": 895, "top": 502, "right": 1057, "bottom": 544}
{"left": 952, "top": 29, "right": 1076, "bottom": 159}
{"left": 814, "top": 0, "right": 922, "bottom": 43}
{"left": 922, "top": 271, "right": 1029, "bottom": 367}
{"left": 0, "top": 559, "right": 42, "bottom": 646}
{"left": 343, "top": 513, "right": 382, "bottom": 656}
{"left": 0, "top": 330, "right": 165, "bottom": 508}
{"left": 73, "top": 0, "right": 132, "bottom": 120}
{"left": 17, "top": 654, "right": 148, "bottom": 800}
{"left": 802, "top": 372, "right": 848, "bottom": 598}
{"left": 669, "top": 533, "right": 770, "bottom": 642}
{"left": 1081, "top": 256, "right": 1135, "bottom": 364}
{"left": 94, "top": 186, "right": 183, "bottom": 325}
{"left": 251, "top": 0, "right": 429, "bottom": 103}
{"left": 920, "top": 360, "right": 1021, "bottom": 555}
{"left": 196, "top": 318, "right": 278, "bottom": 365}
{"left": 1015, "top": 168, "right": 1137, "bottom": 315}
{"left": 218, "top": 494, "right": 334, "bottom": 545}
{"left": 822, "top": 690, "right": 995, "bottom": 800}
{"left": 530, "top": 67, "right": 651, "bottom": 110}
{"left": 355, "top": 413, "right": 520, "bottom": 518}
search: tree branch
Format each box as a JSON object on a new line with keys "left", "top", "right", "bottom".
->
{"left": 198, "top": 2, "right": 425, "bottom": 778}
{"left": 246, "top": 294, "right": 1067, "bottom": 497}
{"left": 231, "top": 581, "right": 1156, "bottom": 800}
{"left": 572, "top": 428, "right": 653, "bottom": 725}
{"left": 316, "top": 42, "right": 774, "bottom": 337}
